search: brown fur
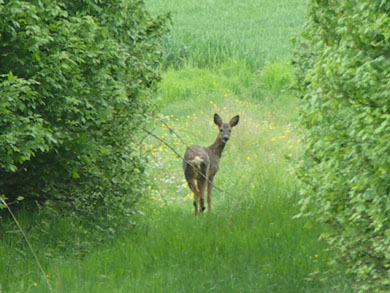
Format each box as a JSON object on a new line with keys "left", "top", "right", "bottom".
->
{"left": 182, "top": 113, "right": 239, "bottom": 215}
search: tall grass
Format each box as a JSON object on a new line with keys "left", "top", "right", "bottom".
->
{"left": 44, "top": 195, "right": 331, "bottom": 292}
{"left": 147, "top": 0, "right": 307, "bottom": 68}
{"left": 155, "top": 60, "right": 296, "bottom": 108}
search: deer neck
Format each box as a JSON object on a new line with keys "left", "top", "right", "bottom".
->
{"left": 208, "top": 136, "right": 226, "bottom": 159}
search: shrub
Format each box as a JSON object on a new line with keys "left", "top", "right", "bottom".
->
{"left": 258, "top": 62, "right": 295, "bottom": 94}
{"left": 294, "top": 1, "right": 390, "bottom": 291}
{"left": 256, "top": 62, "right": 295, "bottom": 102}
{"left": 0, "top": 0, "right": 168, "bottom": 239}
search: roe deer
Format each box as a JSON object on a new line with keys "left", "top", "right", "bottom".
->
{"left": 182, "top": 113, "right": 239, "bottom": 215}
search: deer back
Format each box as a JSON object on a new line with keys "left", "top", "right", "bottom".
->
{"left": 182, "top": 145, "right": 210, "bottom": 181}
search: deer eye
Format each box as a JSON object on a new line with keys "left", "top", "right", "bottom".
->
{"left": 220, "top": 129, "right": 223, "bottom": 132}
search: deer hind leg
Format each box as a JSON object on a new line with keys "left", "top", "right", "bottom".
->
{"left": 192, "top": 179, "right": 206, "bottom": 215}
{"left": 193, "top": 196, "right": 199, "bottom": 216}
{"left": 198, "top": 179, "right": 206, "bottom": 213}
{"left": 189, "top": 178, "right": 200, "bottom": 216}
{"left": 197, "top": 163, "right": 208, "bottom": 213}
{"left": 207, "top": 176, "right": 214, "bottom": 212}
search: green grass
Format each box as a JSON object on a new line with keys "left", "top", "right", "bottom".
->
{"left": 155, "top": 60, "right": 296, "bottom": 108}
{"left": 45, "top": 198, "right": 330, "bottom": 292}
{"left": 147, "top": 0, "right": 307, "bottom": 68}
{"left": 0, "top": 0, "right": 353, "bottom": 292}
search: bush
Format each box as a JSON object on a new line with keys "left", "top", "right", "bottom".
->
{"left": 257, "top": 62, "right": 295, "bottom": 99}
{"left": 0, "top": 0, "right": 168, "bottom": 240}
{"left": 294, "top": 1, "right": 390, "bottom": 291}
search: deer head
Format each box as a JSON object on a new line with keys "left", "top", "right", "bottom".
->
{"left": 214, "top": 113, "right": 240, "bottom": 143}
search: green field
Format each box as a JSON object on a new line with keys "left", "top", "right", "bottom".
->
{"left": 1, "top": 0, "right": 352, "bottom": 292}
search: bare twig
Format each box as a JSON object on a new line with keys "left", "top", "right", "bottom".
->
{"left": 0, "top": 198, "right": 53, "bottom": 293}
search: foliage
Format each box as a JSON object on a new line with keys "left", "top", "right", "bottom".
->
{"left": 0, "top": 0, "right": 168, "bottom": 238}
{"left": 257, "top": 62, "right": 296, "bottom": 100}
{"left": 294, "top": 1, "right": 390, "bottom": 291}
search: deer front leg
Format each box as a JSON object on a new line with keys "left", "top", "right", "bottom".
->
{"left": 207, "top": 176, "right": 214, "bottom": 212}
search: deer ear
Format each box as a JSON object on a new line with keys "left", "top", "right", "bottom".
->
{"left": 229, "top": 115, "right": 239, "bottom": 127}
{"left": 214, "top": 113, "right": 222, "bottom": 126}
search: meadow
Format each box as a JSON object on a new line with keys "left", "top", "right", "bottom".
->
{"left": 1, "top": 0, "right": 352, "bottom": 292}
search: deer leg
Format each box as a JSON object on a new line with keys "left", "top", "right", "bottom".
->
{"left": 207, "top": 176, "right": 214, "bottom": 212}
{"left": 193, "top": 189, "right": 200, "bottom": 216}
{"left": 189, "top": 179, "right": 199, "bottom": 216}
{"left": 193, "top": 198, "right": 198, "bottom": 216}
{"left": 193, "top": 191, "right": 198, "bottom": 216}
{"left": 198, "top": 180, "right": 206, "bottom": 213}
{"left": 198, "top": 163, "right": 209, "bottom": 213}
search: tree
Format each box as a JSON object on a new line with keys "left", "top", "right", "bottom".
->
{"left": 294, "top": 1, "right": 390, "bottom": 291}
{"left": 0, "top": 0, "right": 168, "bottom": 238}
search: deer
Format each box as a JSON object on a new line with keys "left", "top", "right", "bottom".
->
{"left": 182, "top": 113, "right": 239, "bottom": 215}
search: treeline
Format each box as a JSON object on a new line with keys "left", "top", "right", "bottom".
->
{"left": 295, "top": 1, "right": 390, "bottom": 291}
{"left": 0, "top": 0, "right": 168, "bottom": 239}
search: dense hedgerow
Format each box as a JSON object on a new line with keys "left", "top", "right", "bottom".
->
{"left": 0, "top": 0, "right": 168, "bottom": 238}
{"left": 294, "top": 1, "right": 390, "bottom": 291}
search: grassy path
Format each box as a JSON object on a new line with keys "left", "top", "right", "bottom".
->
{"left": 18, "top": 67, "right": 346, "bottom": 292}
{"left": 44, "top": 72, "right": 338, "bottom": 291}
{"left": 45, "top": 94, "right": 331, "bottom": 292}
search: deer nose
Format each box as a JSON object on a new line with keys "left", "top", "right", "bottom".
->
{"left": 222, "top": 137, "right": 229, "bottom": 143}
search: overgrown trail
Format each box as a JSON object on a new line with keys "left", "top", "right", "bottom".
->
{"left": 77, "top": 75, "right": 333, "bottom": 292}
{"left": 41, "top": 77, "right": 339, "bottom": 292}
